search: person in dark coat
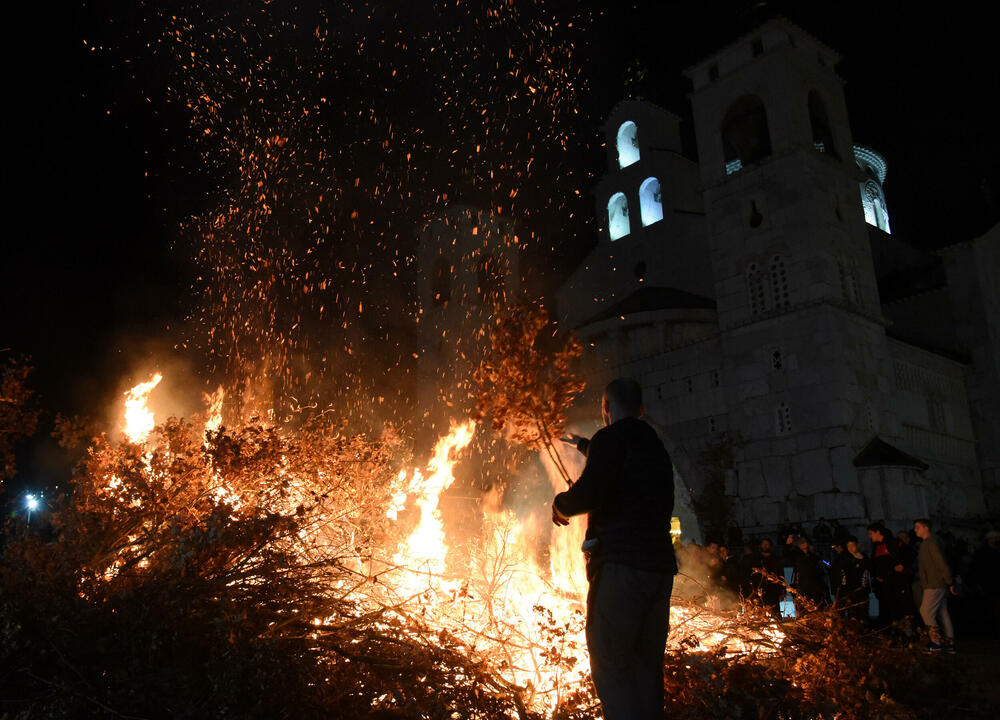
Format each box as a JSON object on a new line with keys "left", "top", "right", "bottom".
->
{"left": 552, "top": 378, "right": 676, "bottom": 720}
{"left": 751, "top": 538, "right": 785, "bottom": 616}
{"left": 792, "top": 537, "right": 829, "bottom": 612}
{"left": 719, "top": 544, "right": 741, "bottom": 595}
{"left": 868, "top": 522, "right": 910, "bottom": 627}
{"left": 831, "top": 536, "right": 870, "bottom": 620}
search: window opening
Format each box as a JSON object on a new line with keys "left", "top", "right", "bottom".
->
{"left": 608, "top": 192, "right": 630, "bottom": 241}
{"left": 776, "top": 402, "right": 793, "bottom": 434}
{"left": 722, "top": 95, "right": 772, "bottom": 172}
{"left": 770, "top": 255, "right": 789, "bottom": 310}
{"left": 808, "top": 91, "right": 838, "bottom": 159}
{"left": 616, "top": 121, "right": 640, "bottom": 168}
{"left": 639, "top": 177, "right": 664, "bottom": 226}
{"left": 747, "top": 262, "right": 768, "bottom": 316}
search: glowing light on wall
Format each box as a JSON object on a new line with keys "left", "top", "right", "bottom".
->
{"left": 617, "top": 121, "right": 639, "bottom": 168}
{"left": 608, "top": 192, "right": 630, "bottom": 240}
{"left": 639, "top": 177, "right": 664, "bottom": 226}
{"left": 854, "top": 145, "right": 891, "bottom": 233}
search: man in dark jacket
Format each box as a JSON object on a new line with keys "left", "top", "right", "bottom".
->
{"left": 831, "top": 536, "right": 870, "bottom": 620}
{"left": 868, "top": 522, "right": 910, "bottom": 627}
{"left": 914, "top": 519, "right": 956, "bottom": 651}
{"left": 552, "top": 378, "right": 676, "bottom": 720}
{"left": 792, "top": 536, "right": 829, "bottom": 612}
{"left": 751, "top": 538, "right": 785, "bottom": 616}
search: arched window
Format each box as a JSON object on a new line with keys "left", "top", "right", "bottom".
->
{"left": 721, "top": 95, "right": 772, "bottom": 173}
{"left": 608, "top": 192, "right": 630, "bottom": 241}
{"left": 638, "top": 177, "right": 664, "bottom": 227}
{"left": 431, "top": 257, "right": 451, "bottom": 305}
{"left": 476, "top": 254, "right": 503, "bottom": 306}
{"left": 617, "top": 121, "right": 640, "bottom": 168}
{"left": 861, "top": 181, "right": 891, "bottom": 233}
{"left": 769, "top": 255, "right": 789, "bottom": 310}
{"left": 808, "top": 91, "right": 838, "bottom": 158}
{"left": 746, "top": 262, "right": 768, "bottom": 315}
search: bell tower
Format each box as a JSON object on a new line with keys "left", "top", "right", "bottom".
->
{"left": 684, "top": 18, "right": 912, "bottom": 527}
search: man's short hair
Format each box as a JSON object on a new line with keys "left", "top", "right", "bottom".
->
{"left": 867, "top": 522, "right": 885, "bottom": 533}
{"left": 914, "top": 518, "right": 933, "bottom": 531}
{"left": 605, "top": 377, "right": 643, "bottom": 416}
{"left": 847, "top": 535, "right": 858, "bottom": 544}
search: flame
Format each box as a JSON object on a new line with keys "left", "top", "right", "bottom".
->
{"left": 123, "top": 373, "right": 162, "bottom": 443}
{"left": 203, "top": 385, "right": 225, "bottom": 434}
{"left": 394, "top": 420, "right": 476, "bottom": 580}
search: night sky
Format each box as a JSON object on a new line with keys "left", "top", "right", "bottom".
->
{"left": 2, "top": 1, "right": 997, "bottom": 484}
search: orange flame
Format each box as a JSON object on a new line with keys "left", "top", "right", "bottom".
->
{"left": 203, "top": 385, "right": 225, "bottom": 435}
{"left": 394, "top": 420, "right": 476, "bottom": 580}
{"left": 123, "top": 373, "right": 162, "bottom": 443}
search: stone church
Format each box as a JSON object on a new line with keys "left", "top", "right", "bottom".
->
{"left": 416, "top": 18, "right": 999, "bottom": 540}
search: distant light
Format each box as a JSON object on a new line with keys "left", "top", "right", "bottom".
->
{"left": 25, "top": 493, "right": 39, "bottom": 511}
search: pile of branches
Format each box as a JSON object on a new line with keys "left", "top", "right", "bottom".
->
{"left": 546, "top": 596, "right": 961, "bottom": 720}
{"left": 0, "top": 360, "right": 972, "bottom": 720}
{"left": 0, "top": 416, "right": 526, "bottom": 720}
{"left": 473, "top": 301, "right": 584, "bottom": 487}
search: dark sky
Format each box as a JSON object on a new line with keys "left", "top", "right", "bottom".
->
{"left": 1, "top": 0, "right": 996, "bottom": 425}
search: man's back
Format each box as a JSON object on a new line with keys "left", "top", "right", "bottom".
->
{"left": 554, "top": 417, "right": 675, "bottom": 574}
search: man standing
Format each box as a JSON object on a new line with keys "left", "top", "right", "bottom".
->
{"left": 832, "top": 536, "right": 870, "bottom": 621}
{"left": 751, "top": 538, "right": 785, "bottom": 617}
{"left": 914, "top": 519, "right": 956, "bottom": 652}
{"left": 868, "top": 522, "right": 909, "bottom": 627}
{"left": 552, "top": 378, "right": 676, "bottom": 720}
{"left": 792, "top": 537, "right": 829, "bottom": 612}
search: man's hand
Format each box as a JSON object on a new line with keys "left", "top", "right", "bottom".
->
{"left": 560, "top": 433, "right": 584, "bottom": 447}
{"left": 894, "top": 564, "right": 904, "bottom": 573}
{"left": 551, "top": 501, "right": 570, "bottom": 527}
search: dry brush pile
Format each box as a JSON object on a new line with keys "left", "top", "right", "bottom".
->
{"left": 0, "top": 353, "right": 971, "bottom": 720}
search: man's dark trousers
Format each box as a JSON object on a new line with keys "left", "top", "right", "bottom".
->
{"left": 586, "top": 562, "right": 673, "bottom": 720}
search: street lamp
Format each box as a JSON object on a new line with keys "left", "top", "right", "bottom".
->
{"left": 24, "top": 493, "right": 39, "bottom": 524}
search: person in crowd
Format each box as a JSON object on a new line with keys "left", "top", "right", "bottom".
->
{"left": 895, "top": 529, "right": 919, "bottom": 619}
{"left": 868, "top": 522, "right": 910, "bottom": 629}
{"left": 552, "top": 378, "right": 675, "bottom": 720}
{"left": 718, "top": 544, "right": 741, "bottom": 594}
{"left": 913, "top": 518, "right": 956, "bottom": 653}
{"left": 969, "top": 529, "right": 1000, "bottom": 638}
{"left": 814, "top": 517, "right": 833, "bottom": 563}
{"left": 792, "top": 536, "right": 829, "bottom": 613}
{"left": 832, "top": 536, "right": 870, "bottom": 621}
{"left": 751, "top": 538, "right": 785, "bottom": 617}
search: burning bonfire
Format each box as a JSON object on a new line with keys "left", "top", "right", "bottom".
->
{"left": 0, "top": 354, "right": 950, "bottom": 720}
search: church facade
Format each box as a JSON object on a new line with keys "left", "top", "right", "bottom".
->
{"left": 554, "top": 18, "right": 1000, "bottom": 538}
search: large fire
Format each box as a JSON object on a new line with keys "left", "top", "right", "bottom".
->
{"left": 122, "top": 372, "right": 162, "bottom": 443}
{"left": 110, "top": 373, "right": 785, "bottom": 715}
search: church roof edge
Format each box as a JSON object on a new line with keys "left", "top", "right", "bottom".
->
{"left": 683, "top": 15, "right": 841, "bottom": 78}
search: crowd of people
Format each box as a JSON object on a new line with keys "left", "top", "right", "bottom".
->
{"left": 675, "top": 518, "right": 1000, "bottom": 653}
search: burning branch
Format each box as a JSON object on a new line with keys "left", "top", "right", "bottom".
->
{"left": 473, "top": 302, "right": 585, "bottom": 487}
{"left": 0, "top": 355, "right": 39, "bottom": 483}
